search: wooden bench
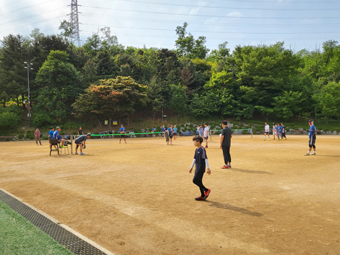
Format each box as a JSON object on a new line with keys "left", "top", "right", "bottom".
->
{"left": 0, "top": 136, "right": 13, "bottom": 141}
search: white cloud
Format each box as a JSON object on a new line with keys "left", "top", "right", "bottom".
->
{"left": 227, "top": 11, "right": 243, "bottom": 18}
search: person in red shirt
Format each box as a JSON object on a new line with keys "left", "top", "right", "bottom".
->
{"left": 34, "top": 128, "right": 42, "bottom": 145}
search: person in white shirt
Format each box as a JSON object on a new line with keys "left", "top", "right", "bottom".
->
{"left": 264, "top": 122, "right": 270, "bottom": 141}
{"left": 272, "top": 122, "right": 277, "bottom": 140}
{"left": 203, "top": 123, "right": 210, "bottom": 148}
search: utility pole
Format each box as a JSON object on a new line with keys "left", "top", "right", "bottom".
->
{"left": 69, "top": 0, "right": 81, "bottom": 46}
{"left": 24, "top": 62, "right": 33, "bottom": 127}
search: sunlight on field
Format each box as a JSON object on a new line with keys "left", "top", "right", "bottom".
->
{"left": 0, "top": 135, "right": 339, "bottom": 255}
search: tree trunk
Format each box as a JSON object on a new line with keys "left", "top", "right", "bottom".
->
{"left": 96, "top": 117, "right": 102, "bottom": 128}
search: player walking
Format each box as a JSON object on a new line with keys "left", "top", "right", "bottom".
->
{"left": 281, "top": 123, "right": 287, "bottom": 140}
{"left": 264, "top": 122, "right": 270, "bottom": 140}
{"left": 272, "top": 123, "right": 277, "bottom": 140}
{"left": 173, "top": 125, "right": 178, "bottom": 140}
{"left": 277, "top": 123, "right": 283, "bottom": 141}
{"left": 220, "top": 120, "right": 232, "bottom": 169}
{"left": 305, "top": 120, "right": 316, "bottom": 156}
{"left": 203, "top": 123, "right": 210, "bottom": 148}
{"left": 119, "top": 124, "right": 127, "bottom": 144}
{"left": 168, "top": 125, "right": 173, "bottom": 145}
{"left": 189, "top": 136, "right": 211, "bottom": 201}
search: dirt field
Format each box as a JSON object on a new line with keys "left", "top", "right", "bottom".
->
{"left": 0, "top": 135, "right": 339, "bottom": 255}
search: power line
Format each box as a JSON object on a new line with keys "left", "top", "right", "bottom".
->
{"left": 81, "top": 5, "right": 340, "bottom": 20}
{"left": 81, "top": 13, "right": 340, "bottom": 27}
{"left": 4, "top": 0, "right": 60, "bottom": 14}
{"left": 0, "top": 15, "right": 68, "bottom": 34}
{"left": 81, "top": 23, "right": 340, "bottom": 34}
{"left": 0, "top": 6, "right": 69, "bottom": 27}
{"left": 108, "top": 0, "right": 340, "bottom": 11}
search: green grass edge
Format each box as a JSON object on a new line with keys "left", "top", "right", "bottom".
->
{"left": 0, "top": 200, "right": 73, "bottom": 255}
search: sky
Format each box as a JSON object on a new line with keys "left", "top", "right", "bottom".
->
{"left": 0, "top": 0, "right": 340, "bottom": 53}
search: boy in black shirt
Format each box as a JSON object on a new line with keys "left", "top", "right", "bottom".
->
{"left": 189, "top": 136, "right": 211, "bottom": 201}
{"left": 220, "top": 120, "right": 232, "bottom": 169}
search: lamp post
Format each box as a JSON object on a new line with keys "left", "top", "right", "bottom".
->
{"left": 24, "top": 62, "right": 33, "bottom": 127}
{"left": 161, "top": 99, "right": 164, "bottom": 122}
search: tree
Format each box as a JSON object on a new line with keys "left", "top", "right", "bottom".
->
{"left": 147, "top": 76, "right": 162, "bottom": 120}
{"left": 175, "top": 22, "right": 209, "bottom": 59}
{"left": 35, "top": 50, "right": 83, "bottom": 122}
{"left": 272, "top": 91, "right": 304, "bottom": 120}
{"left": 73, "top": 76, "right": 148, "bottom": 125}
{"left": 0, "top": 34, "right": 32, "bottom": 106}
{"left": 168, "top": 84, "right": 188, "bottom": 115}
{"left": 313, "top": 82, "right": 340, "bottom": 120}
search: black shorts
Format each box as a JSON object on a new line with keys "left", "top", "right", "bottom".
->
{"left": 120, "top": 134, "right": 126, "bottom": 138}
{"left": 309, "top": 136, "right": 316, "bottom": 146}
{"left": 169, "top": 135, "right": 173, "bottom": 138}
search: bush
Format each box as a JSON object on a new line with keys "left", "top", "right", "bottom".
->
{"left": 156, "top": 126, "right": 161, "bottom": 132}
{"left": 18, "top": 134, "right": 24, "bottom": 139}
{"left": 33, "top": 113, "right": 53, "bottom": 128}
{"left": 0, "top": 112, "right": 20, "bottom": 130}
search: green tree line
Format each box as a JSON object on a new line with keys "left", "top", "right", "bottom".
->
{"left": 1, "top": 22, "right": 340, "bottom": 131}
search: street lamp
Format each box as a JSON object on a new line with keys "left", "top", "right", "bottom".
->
{"left": 24, "top": 62, "right": 33, "bottom": 127}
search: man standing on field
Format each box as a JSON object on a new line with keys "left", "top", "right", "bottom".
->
{"left": 203, "top": 123, "right": 210, "bottom": 148}
{"left": 264, "top": 122, "right": 270, "bottom": 140}
{"left": 220, "top": 120, "right": 232, "bottom": 169}
{"left": 305, "top": 119, "right": 316, "bottom": 156}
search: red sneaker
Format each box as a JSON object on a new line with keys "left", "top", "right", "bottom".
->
{"left": 204, "top": 189, "right": 211, "bottom": 199}
{"left": 228, "top": 165, "right": 231, "bottom": 168}
{"left": 205, "top": 146, "right": 208, "bottom": 149}
{"left": 221, "top": 165, "right": 229, "bottom": 169}
{"left": 195, "top": 196, "right": 205, "bottom": 201}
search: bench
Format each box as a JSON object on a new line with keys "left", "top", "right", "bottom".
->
{"left": 0, "top": 136, "right": 13, "bottom": 141}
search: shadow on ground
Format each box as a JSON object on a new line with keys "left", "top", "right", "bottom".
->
{"left": 230, "top": 168, "right": 272, "bottom": 175}
{"left": 208, "top": 201, "right": 263, "bottom": 217}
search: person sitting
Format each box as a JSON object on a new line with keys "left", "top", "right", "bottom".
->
{"left": 53, "top": 126, "right": 66, "bottom": 148}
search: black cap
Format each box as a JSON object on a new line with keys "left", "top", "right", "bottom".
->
{"left": 50, "top": 126, "right": 54, "bottom": 129}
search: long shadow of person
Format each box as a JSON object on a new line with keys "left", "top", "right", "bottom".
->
{"left": 207, "top": 201, "right": 263, "bottom": 217}
{"left": 230, "top": 168, "right": 272, "bottom": 175}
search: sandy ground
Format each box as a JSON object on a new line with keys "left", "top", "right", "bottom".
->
{"left": 0, "top": 135, "right": 339, "bottom": 255}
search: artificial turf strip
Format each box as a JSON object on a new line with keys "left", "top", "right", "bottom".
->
{"left": 0, "top": 201, "right": 73, "bottom": 255}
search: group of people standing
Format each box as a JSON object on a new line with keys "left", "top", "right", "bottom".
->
{"left": 160, "top": 125, "right": 178, "bottom": 145}
{"left": 264, "top": 122, "right": 287, "bottom": 141}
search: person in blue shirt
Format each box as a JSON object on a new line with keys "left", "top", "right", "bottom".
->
{"left": 173, "top": 125, "right": 178, "bottom": 140}
{"left": 277, "top": 123, "right": 283, "bottom": 141}
{"left": 151, "top": 126, "right": 156, "bottom": 138}
{"left": 119, "top": 124, "right": 127, "bottom": 144}
{"left": 161, "top": 125, "right": 166, "bottom": 137}
{"left": 49, "top": 126, "right": 55, "bottom": 138}
{"left": 167, "top": 125, "right": 173, "bottom": 145}
{"left": 305, "top": 119, "right": 316, "bottom": 156}
{"left": 53, "top": 126, "right": 66, "bottom": 148}
{"left": 75, "top": 133, "right": 91, "bottom": 155}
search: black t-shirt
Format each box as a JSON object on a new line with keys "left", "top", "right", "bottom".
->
{"left": 194, "top": 146, "right": 208, "bottom": 173}
{"left": 221, "top": 127, "right": 232, "bottom": 147}
{"left": 78, "top": 129, "right": 83, "bottom": 135}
